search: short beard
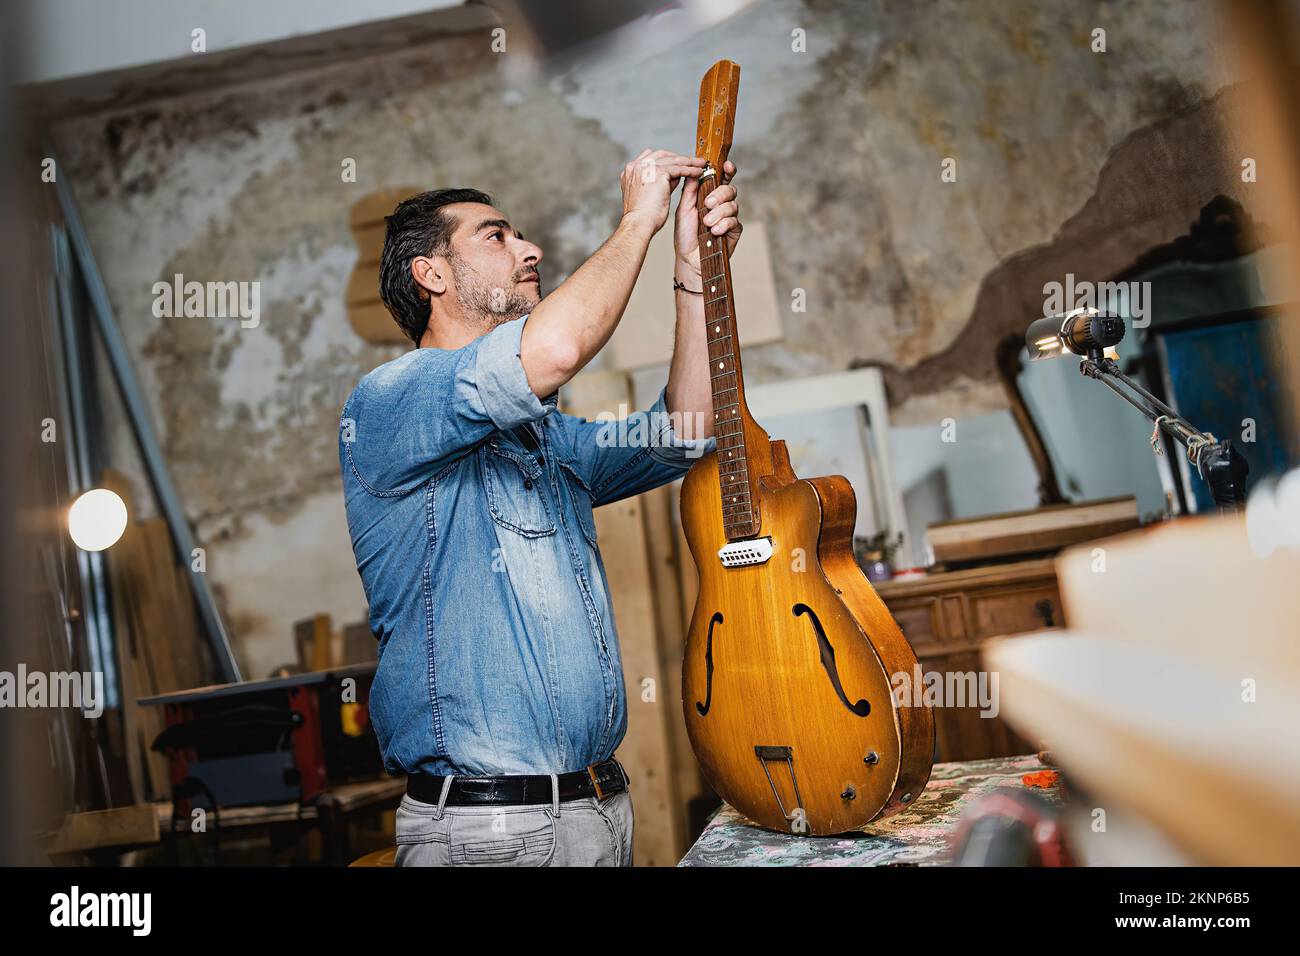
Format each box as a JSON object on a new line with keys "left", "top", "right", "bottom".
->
{"left": 449, "top": 254, "right": 540, "bottom": 331}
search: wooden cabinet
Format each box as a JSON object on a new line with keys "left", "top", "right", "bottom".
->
{"left": 874, "top": 558, "right": 1063, "bottom": 762}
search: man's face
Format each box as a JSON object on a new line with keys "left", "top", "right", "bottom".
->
{"left": 442, "top": 202, "right": 544, "bottom": 329}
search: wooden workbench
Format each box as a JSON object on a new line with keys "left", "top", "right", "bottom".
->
{"left": 47, "top": 777, "right": 405, "bottom": 864}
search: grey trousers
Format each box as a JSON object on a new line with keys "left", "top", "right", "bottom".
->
{"left": 393, "top": 775, "right": 634, "bottom": 867}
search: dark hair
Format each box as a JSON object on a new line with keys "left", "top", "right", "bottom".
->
{"left": 379, "top": 187, "right": 494, "bottom": 344}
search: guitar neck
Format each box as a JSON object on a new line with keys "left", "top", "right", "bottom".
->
{"left": 693, "top": 58, "right": 759, "bottom": 541}
{"left": 696, "top": 168, "right": 758, "bottom": 540}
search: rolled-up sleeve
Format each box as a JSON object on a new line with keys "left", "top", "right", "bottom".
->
{"left": 556, "top": 385, "right": 717, "bottom": 507}
{"left": 644, "top": 385, "right": 716, "bottom": 466}
{"left": 342, "top": 315, "right": 547, "bottom": 495}
{"left": 475, "top": 314, "right": 547, "bottom": 431}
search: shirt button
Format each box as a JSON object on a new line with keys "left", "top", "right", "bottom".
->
{"left": 524, "top": 479, "right": 533, "bottom": 490}
{"left": 536, "top": 456, "right": 545, "bottom": 467}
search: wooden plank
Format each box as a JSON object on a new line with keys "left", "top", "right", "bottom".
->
{"left": 48, "top": 803, "right": 160, "bottom": 855}
{"left": 927, "top": 497, "right": 1139, "bottom": 563}
{"left": 986, "top": 516, "right": 1300, "bottom": 864}
{"left": 640, "top": 482, "right": 708, "bottom": 852}
{"left": 346, "top": 299, "right": 406, "bottom": 344}
{"left": 107, "top": 509, "right": 204, "bottom": 798}
{"left": 293, "top": 614, "right": 334, "bottom": 672}
{"left": 348, "top": 186, "right": 421, "bottom": 229}
{"left": 342, "top": 621, "right": 378, "bottom": 665}
{"left": 874, "top": 556, "right": 1058, "bottom": 599}
{"left": 562, "top": 370, "right": 683, "bottom": 866}
{"left": 345, "top": 187, "right": 422, "bottom": 344}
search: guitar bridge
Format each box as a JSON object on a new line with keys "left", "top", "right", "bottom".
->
{"left": 717, "top": 537, "right": 773, "bottom": 567}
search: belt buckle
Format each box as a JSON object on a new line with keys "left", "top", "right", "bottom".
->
{"left": 586, "top": 763, "right": 608, "bottom": 802}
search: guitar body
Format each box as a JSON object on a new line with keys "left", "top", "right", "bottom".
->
{"left": 678, "top": 59, "right": 933, "bottom": 835}
{"left": 681, "top": 441, "right": 934, "bottom": 834}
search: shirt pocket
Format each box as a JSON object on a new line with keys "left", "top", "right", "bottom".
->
{"left": 481, "top": 442, "right": 555, "bottom": 537}
{"left": 558, "top": 459, "right": 599, "bottom": 547}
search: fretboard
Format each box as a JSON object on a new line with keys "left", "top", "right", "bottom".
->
{"left": 696, "top": 170, "right": 758, "bottom": 540}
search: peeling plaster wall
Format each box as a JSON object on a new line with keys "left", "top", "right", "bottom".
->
{"left": 51, "top": 0, "right": 1249, "bottom": 677}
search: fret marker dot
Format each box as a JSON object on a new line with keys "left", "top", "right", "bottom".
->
{"left": 706, "top": 240, "right": 712, "bottom": 247}
{"left": 715, "top": 325, "right": 719, "bottom": 333}
{"left": 718, "top": 362, "right": 724, "bottom": 370}
{"left": 711, "top": 285, "right": 716, "bottom": 293}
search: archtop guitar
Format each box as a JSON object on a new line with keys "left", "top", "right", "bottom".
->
{"left": 679, "top": 59, "right": 934, "bottom": 835}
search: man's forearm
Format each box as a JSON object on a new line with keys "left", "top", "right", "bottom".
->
{"left": 665, "top": 262, "right": 715, "bottom": 440}
{"left": 520, "top": 213, "right": 656, "bottom": 396}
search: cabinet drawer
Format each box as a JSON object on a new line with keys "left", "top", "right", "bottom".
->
{"left": 889, "top": 600, "right": 937, "bottom": 652}
{"left": 969, "top": 585, "right": 1063, "bottom": 638}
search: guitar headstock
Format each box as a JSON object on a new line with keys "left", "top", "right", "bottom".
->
{"left": 695, "top": 59, "right": 740, "bottom": 172}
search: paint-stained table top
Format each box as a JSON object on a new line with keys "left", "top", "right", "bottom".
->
{"left": 678, "top": 753, "right": 1062, "bottom": 866}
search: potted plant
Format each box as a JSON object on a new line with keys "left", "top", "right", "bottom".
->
{"left": 853, "top": 530, "right": 904, "bottom": 583}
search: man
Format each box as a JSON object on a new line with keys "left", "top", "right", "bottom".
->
{"left": 339, "top": 148, "right": 742, "bottom": 866}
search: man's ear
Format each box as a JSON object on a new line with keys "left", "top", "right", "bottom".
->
{"left": 411, "top": 255, "right": 449, "bottom": 298}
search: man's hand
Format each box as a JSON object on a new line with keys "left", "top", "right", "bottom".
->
{"left": 518, "top": 150, "right": 705, "bottom": 399}
{"left": 674, "top": 159, "right": 741, "bottom": 279}
{"left": 621, "top": 149, "right": 707, "bottom": 234}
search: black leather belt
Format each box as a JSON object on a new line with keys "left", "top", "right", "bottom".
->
{"left": 406, "top": 758, "right": 628, "bottom": 807}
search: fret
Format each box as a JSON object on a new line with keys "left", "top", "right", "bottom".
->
{"left": 706, "top": 227, "right": 746, "bottom": 554}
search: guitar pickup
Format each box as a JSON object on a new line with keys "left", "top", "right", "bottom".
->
{"left": 717, "top": 537, "right": 773, "bottom": 567}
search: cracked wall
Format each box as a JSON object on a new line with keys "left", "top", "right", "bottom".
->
{"left": 51, "top": 0, "right": 1252, "bottom": 677}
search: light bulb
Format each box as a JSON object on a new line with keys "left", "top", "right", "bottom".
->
{"left": 68, "top": 488, "right": 128, "bottom": 552}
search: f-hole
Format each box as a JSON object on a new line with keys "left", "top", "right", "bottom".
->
{"left": 694, "top": 612, "right": 724, "bottom": 716}
{"left": 792, "top": 603, "right": 871, "bottom": 717}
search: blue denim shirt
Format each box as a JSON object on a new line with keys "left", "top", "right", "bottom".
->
{"left": 339, "top": 314, "right": 715, "bottom": 777}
